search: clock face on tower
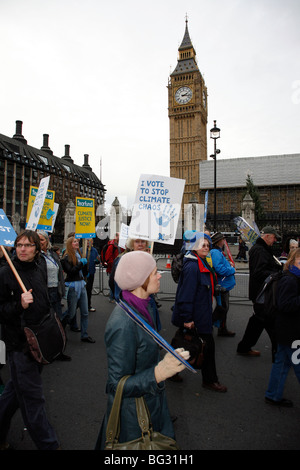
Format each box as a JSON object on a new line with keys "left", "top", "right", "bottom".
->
{"left": 175, "top": 86, "right": 193, "bottom": 104}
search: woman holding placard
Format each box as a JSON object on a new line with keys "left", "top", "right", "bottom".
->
{"left": 95, "top": 251, "right": 189, "bottom": 449}
{"left": 61, "top": 237, "right": 95, "bottom": 343}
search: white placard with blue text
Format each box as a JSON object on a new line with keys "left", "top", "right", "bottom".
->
{"left": 129, "top": 174, "right": 185, "bottom": 245}
{"left": 26, "top": 176, "right": 50, "bottom": 231}
{"left": 0, "top": 209, "right": 17, "bottom": 246}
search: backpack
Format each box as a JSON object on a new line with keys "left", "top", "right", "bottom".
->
{"left": 255, "top": 271, "right": 283, "bottom": 321}
{"left": 171, "top": 252, "right": 184, "bottom": 283}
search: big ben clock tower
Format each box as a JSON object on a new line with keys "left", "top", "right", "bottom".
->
{"left": 168, "top": 18, "right": 208, "bottom": 206}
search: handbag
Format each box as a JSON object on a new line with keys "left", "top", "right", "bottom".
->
{"left": 171, "top": 327, "right": 205, "bottom": 369}
{"left": 105, "top": 375, "right": 179, "bottom": 450}
{"left": 23, "top": 309, "right": 66, "bottom": 364}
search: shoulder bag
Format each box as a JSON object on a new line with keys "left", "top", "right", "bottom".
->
{"left": 23, "top": 309, "right": 66, "bottom": 364}
{"left": 105, "top": 375, "right": 179, "bottom": 450}
{"left": 171, "top": 327, "right": 205, "bottom": 369}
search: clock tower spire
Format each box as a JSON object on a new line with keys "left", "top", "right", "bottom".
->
{"left": 168, "top": 18, "right": 208, "bottom": 206}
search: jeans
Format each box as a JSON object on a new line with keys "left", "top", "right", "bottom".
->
{"left": 265, "top": 344, "right": 300, "bottom": 401}
{"left": 86, "top": 274, "right": 94, "bottom": 309}
{"left": 0, "top": 351, "right": 59, "bottom": 449}
{"left": 48, "top": 287, "right": 63, "bottom": 320}
{"left": 63, "top": 286, "right": 89, "bottom": 339}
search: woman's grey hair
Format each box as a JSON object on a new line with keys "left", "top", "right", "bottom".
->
{"left": 125, "top": 238, "right": 148, "bottom": 251}
{"left": 37, "top": 230, "right": 51, "bottom": 250}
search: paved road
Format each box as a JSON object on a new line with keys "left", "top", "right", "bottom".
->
{"left": 2, "top": 287, "right": 300, "bottom": 451}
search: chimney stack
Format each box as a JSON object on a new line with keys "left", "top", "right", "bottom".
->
{"left": 82, "top": 153, "right": 92, "bottom": 170}
{"left": 13, "top": 120, "right": 27, "bottom": 144}
{"left": 62, "top": 144, "right": 74, "bottom": 163}
{"left": 41, "top": 134, "right": 53, "bottom": 155}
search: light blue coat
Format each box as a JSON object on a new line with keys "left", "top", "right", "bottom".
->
{"left": 210, "top": 247, "right": 236, "bottom": 291}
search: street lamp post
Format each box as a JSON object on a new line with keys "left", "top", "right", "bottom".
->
{"left": 210, "top": 120, "right": 221, "bottom": 231}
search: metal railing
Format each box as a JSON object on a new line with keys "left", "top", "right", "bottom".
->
{"left": 92, "top": 264, "right": 250, "bottom": 304}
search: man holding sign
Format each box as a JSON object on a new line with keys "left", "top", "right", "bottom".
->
{"left": 0, "top": 228, "right": 60, "bottom": 450}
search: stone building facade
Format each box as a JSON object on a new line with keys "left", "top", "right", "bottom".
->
{"left": 0, "top": 120, "right": 105, "bottom": 242}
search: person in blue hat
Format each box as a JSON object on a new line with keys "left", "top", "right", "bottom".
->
{"left": 172, "top": 233, "right": 227, "bottom": 392}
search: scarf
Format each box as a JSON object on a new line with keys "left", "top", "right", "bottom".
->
{"left": 122, "top": 290, "right": 154, "bottom": 328}
{"left": 289, "top": 265, "right": 300, "bottom": 277}
{"left": 193, "top": 252, "right": 217, "bottom": 297}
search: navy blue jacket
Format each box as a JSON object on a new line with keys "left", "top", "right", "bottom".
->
{"left": 172, "top": 253, "right": 214, "bottom": 334}
{"left": 275, "top": 271, "right": 300, "bottom": 345}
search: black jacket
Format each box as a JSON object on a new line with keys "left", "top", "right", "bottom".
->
{"left": 275, "top": 271, "right": 300, "bottom": 345}
{"left": 0, "top": 256, "right": 51, "bottom": 352}
{"left": 248, "top": 237, "right": 282, "bottom": 301}
{"left": 61, "top": 254, "right": 87, "bottom": 282}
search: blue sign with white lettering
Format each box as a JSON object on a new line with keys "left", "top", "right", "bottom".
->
{"left": 0, "top": 209, "right": 17, "bottom": 246}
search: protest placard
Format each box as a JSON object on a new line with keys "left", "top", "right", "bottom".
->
{"left": 129, "top": 174, "right": 185, "bottom": 245}
{"left": 0, "top": 209, "right": 26, "bottom": 292}
{"left": 233, "top": 216, "right": 260, "bottom": 245}
{"left": 119, "top": 223, "right": 129, "bottom": 249}
{"left": 75, "top": 197, "right": 96, "bottom": 239}
{"left": 49, "top": 203, "right": 59, "bottom": 233}
{"left": 26, "top": 177, "right": 55, "bottom": 231}
{"left": 204, "top": 190, "right": 209, "bottom": 223}
{"left": 118, "top": 299, "right": 196, "bottom": 373}
{"left": 0, "top": 209, "right": 17, "bottom": 247}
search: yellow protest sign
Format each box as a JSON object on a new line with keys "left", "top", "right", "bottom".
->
{"left": 75, "top": 197, "right": 96, "bottom": 239}
{"left": 26, "top": 185, "right": 55, "bottom": 231}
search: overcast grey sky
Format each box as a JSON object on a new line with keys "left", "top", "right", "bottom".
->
{"left": 1, "top": 0, "right": 299, "bottom": 210}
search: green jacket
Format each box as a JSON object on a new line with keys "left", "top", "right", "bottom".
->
{"left": 95, "top": 300, "right": 174, "bottom": 449}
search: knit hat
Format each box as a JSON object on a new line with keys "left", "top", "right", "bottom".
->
{"left": 211, "top": 232, "right": 225, "bottom": 245}
{"left": 185, "top": 231, "right": 212, "bottom": 251}
{"left": 115, "top": 251, "right": 156, "bottom": 291}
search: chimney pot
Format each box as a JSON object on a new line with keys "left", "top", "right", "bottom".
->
{"left": 13, "top": 120, "right": 27, "bottom": 144}
{"left": 83, "top": 153, "right": 91, "bottom": 170}
{"left": 41, "top": 134, "right": 53, "bottom": 155}
{"left": 62, "top": 144, "right": 73, "bottom": 163}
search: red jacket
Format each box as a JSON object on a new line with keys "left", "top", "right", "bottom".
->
{"left": 105, "top": 241, "right": 123, "bottom": 273}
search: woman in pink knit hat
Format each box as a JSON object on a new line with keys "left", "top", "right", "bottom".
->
{"left": 95, "top": 250, "right": 189, "bottom": 449}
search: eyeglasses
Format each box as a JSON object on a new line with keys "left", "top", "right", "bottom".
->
{"left": 16, "top": 243, "right": 36, "bottom": 249}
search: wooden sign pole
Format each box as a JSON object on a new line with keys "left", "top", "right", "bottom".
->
{"left": 0, "top": 245, "right": 27, "bottom": 293}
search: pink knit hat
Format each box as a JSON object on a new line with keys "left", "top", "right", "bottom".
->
{"left": 115, "top": 251, "right": 156, "bottom": 291}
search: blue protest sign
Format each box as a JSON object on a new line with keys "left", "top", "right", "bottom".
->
{"left": 204, "top": 190, "right": 208, "bottom": 223}
{"left": 0, "top": 209, "right": 17, "bottom": 246}
{"left": 118, "top": 299, "right": 196, "bottom": 373}
{"left": 233, "top": 216, "right": 259, "bottom": 245}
